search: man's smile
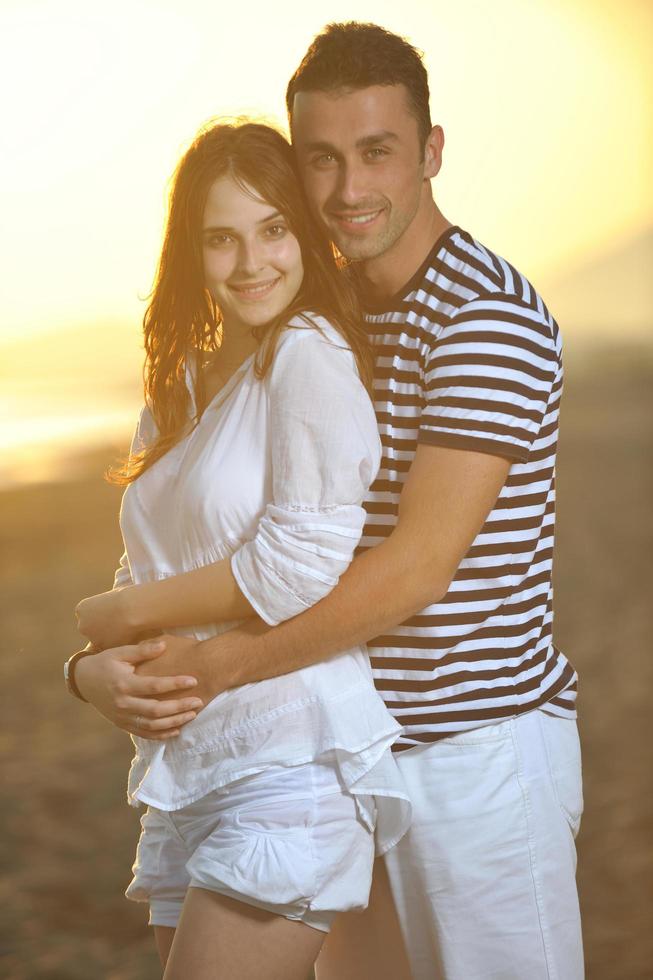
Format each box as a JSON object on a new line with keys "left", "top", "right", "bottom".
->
{"left": 330, "top": 208, "right": 385, "bottom": 231}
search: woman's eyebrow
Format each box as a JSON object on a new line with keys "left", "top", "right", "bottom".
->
{"left": 256, "top": 210, "right": 282, "bottom": 224}
{"left": 202, "top": 211, "right": 282, "bottom": 234}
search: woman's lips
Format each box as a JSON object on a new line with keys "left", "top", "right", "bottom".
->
{"left": 228, "top": 277, "right": 281, "bottom": 301}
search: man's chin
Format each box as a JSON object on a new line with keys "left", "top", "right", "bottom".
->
{"left": 331, "top": 234, "right": 387, "bottom": 262}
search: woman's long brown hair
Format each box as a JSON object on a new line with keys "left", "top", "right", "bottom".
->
{"left": 111, "top": 120, "right": 374, "bottom": 484}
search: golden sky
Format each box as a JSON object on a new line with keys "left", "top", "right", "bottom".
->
{"left": 1, "top": 0, "right": 651, "bottom": 482}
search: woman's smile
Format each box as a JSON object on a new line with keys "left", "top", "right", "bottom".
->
{"left": 202, "top": 176, "right": 304, "bottom": 333}
{"left": 228, "top": 277, "right": 282, "bottom": 300}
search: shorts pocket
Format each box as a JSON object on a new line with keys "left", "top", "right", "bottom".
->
{"left": 186, "top": 805, "right": 318, "bottom": 909}
{"left": 541, "top": 714, "right": 584, "bottom": 837}
{"left": 234, "top": 795, "right": 314, "bottom": 835}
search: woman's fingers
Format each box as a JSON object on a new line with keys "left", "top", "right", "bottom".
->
{"left": 130, "top": 673, "right": 199, "bottom": 697}
{"left": 122, "top": 695, "right": 203, "bottom": 721}
{"left": 131, "top": 727, "right": 181, "bottom": 741}
{"left": 117, "top": 639, "right": 167, "bottom": 664}
{"left": 129, "top": 705, "right": 200, "bottom": 741}
{"left": 134, "top": 710, "right": 198, "bottom": 733}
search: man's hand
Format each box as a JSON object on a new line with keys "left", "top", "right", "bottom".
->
{"left": 135, "top": 633, "right": 223, "bottom": 709}
{"left": 74, "top": 639, "right": 204, "bottom": 739}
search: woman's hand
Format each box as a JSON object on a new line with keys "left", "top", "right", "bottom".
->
{"left": 74, "top": 639, "right": 204, "bottom": 739}
{"left": 75, "top": 588, "right": 140, "bottom": 650}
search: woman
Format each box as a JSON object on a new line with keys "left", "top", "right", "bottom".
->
{"left": 70, "top": 121, "right": 410, "bottom": 979}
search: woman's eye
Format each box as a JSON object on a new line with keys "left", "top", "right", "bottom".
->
{"left": 206, "top": 234, "right": 233, "bottom": 248}
{"left": 264, "top": 224, "right": 286, "bottom": 239}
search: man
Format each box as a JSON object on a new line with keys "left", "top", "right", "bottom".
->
{"left": 72, "top": 22, "right": 583, "bottom": 979}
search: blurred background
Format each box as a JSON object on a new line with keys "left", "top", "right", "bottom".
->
{"left": 1, "top": 0, "right": 651, "bottom": 976}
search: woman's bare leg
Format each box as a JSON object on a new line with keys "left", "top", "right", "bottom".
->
{"left": 153, "top": 926, "right": 176, "bottom": 969}
{"left": 315, "top": 857, "right": 412, "bottom": 980}
{"left": 162, "top": 887, "right": 326, "bottom": 980}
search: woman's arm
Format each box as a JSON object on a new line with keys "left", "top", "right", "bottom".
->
{"left": 74, "top": 546, "right": 207, "bottom": 721}
{"left": 75, "top": 559, "right": 255, "bottom": 650}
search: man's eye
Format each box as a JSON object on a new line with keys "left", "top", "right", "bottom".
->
{"left": 365, "top": 147, "right": 388, "bottom": 161}
{"left": 311, "top": 153, "right": 337, "bottom": 167}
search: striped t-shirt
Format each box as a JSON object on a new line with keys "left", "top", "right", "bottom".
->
{"left": 358, "top": 226, "right": 577, "bottom": 749}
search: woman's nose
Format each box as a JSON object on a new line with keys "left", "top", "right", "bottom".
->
{"left": 237, "top": 238, "right": 265, "bottom": 277}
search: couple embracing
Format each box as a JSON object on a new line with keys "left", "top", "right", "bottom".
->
{"left": 67, "top": 22, "right": 584, "bottom": 980}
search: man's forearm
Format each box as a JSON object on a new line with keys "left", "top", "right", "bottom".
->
{"left": 145, "top": 445, "right": 510, "bottom": 711}
{"left": 195, "top": 526, "right": 448, "bottom": 694}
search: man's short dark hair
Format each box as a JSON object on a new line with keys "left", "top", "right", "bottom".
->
{"left": 286, "top": 22, "right": 432, "bottom": 148}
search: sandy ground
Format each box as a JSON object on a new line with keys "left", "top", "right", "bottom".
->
{"left": 1, "top": 344, "right": 651, "bottom": 979}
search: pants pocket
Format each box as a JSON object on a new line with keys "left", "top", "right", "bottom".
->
{"left": 541, "top": 714, "right": 584, "bottom": 837}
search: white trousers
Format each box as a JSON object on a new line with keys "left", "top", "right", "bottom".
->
{"left": 384, "top": 709, "right": 584, "bottom": 980}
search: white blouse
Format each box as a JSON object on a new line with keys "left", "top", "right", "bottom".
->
{"left": 115, "top": 314, "right": 410, "bottom": 855}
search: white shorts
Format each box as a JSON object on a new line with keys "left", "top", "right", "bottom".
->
{"left": 384, "top": 709, "right": 584, "bottom": 979}
{"left": 126, "top": 758, "right": 375, "bottom": 933}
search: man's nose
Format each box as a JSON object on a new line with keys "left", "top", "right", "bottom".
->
{"left": 335, "top": 161, "right": 368, "bottom": 208}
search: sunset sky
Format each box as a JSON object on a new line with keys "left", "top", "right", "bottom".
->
{"left": 1, "top": 0, "right": 651, "bottom": 484}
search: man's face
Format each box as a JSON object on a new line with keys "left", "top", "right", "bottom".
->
{"left": 291, "top": 84, "right": 437, "bottom": 262}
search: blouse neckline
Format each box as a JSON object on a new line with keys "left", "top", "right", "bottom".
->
{"left": 188, "top": 350, "right": 257, "bottom": 422}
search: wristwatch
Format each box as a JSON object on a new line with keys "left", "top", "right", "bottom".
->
{"left": 64, "top": 648, "right": 94, "bottom": 702}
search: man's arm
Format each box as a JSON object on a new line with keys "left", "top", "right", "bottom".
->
{"left": 173, "top": 443, "right": 511, "bottom": 698}
{"left": 138, "top": 288, "right": 559, "bottom": 724}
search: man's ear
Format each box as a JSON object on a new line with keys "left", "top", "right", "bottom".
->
{"left": 423, "top": 125, "right": 444, "bottom": 179}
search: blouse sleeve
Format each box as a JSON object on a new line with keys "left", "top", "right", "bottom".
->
{"left": 231, "top": 317, "right": 381, "bottom": 625}
{"left": 112, "top": 550, "right": 133, "bottom": 589}
{"left": 111, "top": 405, "right": 158, "bottom": 590}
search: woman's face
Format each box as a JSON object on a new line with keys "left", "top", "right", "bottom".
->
{"left": 202, "top": 176, "right": 304, "bottom": 334}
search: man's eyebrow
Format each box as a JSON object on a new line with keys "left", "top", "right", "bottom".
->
{"left": 300, "top": 140, "right": 338, "bottom": 154}
{"left": 202, "top": 210, "right": 282, "bottom": 234}
{"left": 356, "top": 131, "right": 399, "bottom": 148}
{"left": 300, "top": 132, "right": 399, "bottom": 154}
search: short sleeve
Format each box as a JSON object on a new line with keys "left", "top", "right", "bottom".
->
{"left": 231, "top": 317, "right": 381, "bottom": 625}
{"left": 419, "top": 295, "right": 559, "bottom": 462}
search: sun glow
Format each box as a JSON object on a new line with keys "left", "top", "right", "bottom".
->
{"left": 1, "top": 0, "right": 651, "bottom": 483}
